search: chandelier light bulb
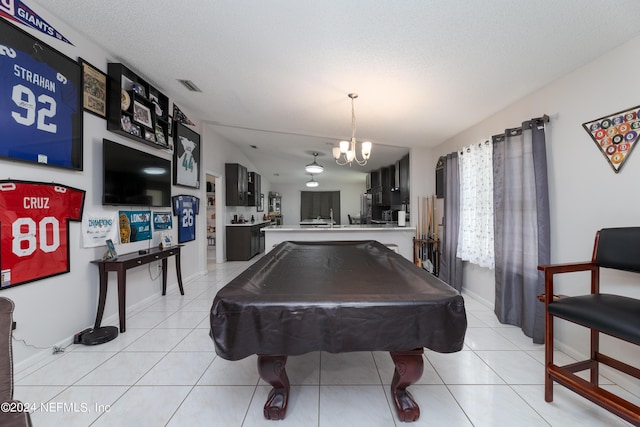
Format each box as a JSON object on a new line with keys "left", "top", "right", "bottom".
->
{"left": 339, "top": 140, "right": 350, "bottom": 153}
{"left": 361, "top": 141, "right": 372, "bottom": 158}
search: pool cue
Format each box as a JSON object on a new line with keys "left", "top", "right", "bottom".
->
{"left": 422, "top": 196, "right": 427, "bottom": 263}
{"left": 415, "top": 196, "right": 421, "bottom": 267}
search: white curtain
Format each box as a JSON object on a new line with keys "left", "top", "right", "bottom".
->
{"left": 457, "top": 140, "right": 494, "bottom": 269}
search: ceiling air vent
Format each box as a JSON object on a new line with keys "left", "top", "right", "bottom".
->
{"left": 178, "top": 79, "right": 202, "bottom": 92}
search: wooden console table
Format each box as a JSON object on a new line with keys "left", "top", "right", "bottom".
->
{"left": 91, "top": 245, "right": 185, "bottom": 332}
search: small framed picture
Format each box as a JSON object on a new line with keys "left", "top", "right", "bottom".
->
{"left": 121, "top": 115, "right": 132, "bottom": 132}
{"left": 133, "top": 101, "right": 152, "bottom": 128}
{"left": 155, "top": 124, "right": 167, "bottom": 146}
{"left": 161, "top": 232, "right": 173, "bottom": 248}
{"left": 80, "top": 58, "right": 107, "bottom": 118}
{"left": 103, "top": 239, "right": 118, "bottom": 260}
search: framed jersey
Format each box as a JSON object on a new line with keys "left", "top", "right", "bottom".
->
{"left": 0, "top": 19, "right": 83, "bottom": 170}
{"left": 172, "top": 195, "right": 199, "bottom": 243}
{"left": 0, "top": 180, "right": 85, "bottom": 289}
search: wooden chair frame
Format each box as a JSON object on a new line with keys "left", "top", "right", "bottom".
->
{"left": 538, "top": 230, "right": 640, "bottom": 426}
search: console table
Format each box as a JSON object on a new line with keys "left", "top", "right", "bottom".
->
{"left": 91, "top": 245, "right": 184, "bottom": 332}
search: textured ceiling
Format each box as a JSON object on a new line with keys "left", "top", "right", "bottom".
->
{"left": 35, "top": 0, "right": 640, "bottom": 184}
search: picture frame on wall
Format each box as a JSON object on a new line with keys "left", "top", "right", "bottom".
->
{"left": 133, "top": 101, "right": 152, "bottom": 128}
{"left": 0, "top": 19, "right": 83, "bottom": 170}
{"left": 79, "top": 58, "right": 107, "bottom": 118}
{"left": 173, "top": 122, "right": 201, "bottom": 189}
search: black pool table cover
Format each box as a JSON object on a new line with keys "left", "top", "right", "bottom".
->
{"left": 210, "top": 240, "right": 466, "bottom": 360}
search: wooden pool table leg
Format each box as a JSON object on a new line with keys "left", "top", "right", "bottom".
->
{"left": 390, "top": 349, "right": 424, "bottom": 422}
{"left": 257, "top": 355, "right": 290, "bottom": 420}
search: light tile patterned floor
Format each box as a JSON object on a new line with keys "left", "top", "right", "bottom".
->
{"left": 14, "top": 258, "right": 638, "bottom": 426}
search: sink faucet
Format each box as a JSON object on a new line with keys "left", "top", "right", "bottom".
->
{"left": 329, "top": 208, "right": 334, "bottom": 228}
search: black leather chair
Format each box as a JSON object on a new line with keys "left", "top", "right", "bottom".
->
{"left": 0, "top": 297, "right": 32, "bottom": 426}
{"left": 538, "top": 227, "right": 640, "bottom": 426}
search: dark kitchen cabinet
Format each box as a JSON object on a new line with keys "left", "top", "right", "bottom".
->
{"left": 399, "top": 153, "right": 410, "bottom": 203}
{"left": 248, "top": 172, "right": 261, "bottom": 207}
{"left": 225, "top": 163, "right": 248, "bottom": 206}
{"left": 381, "top": 166, "right": 392, "bottom": 206}
{"left": 226, "top": 223, "right": 268, "bottom": 261}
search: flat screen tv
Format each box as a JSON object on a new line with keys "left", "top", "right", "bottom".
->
{"left": 103, "top": 139, "right": 171, "bottom": 207}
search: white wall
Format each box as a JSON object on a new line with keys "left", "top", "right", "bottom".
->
{"left": 201, "top": 125, "right": 272, "bottom": 262}
{"left": 432, "top": 35, "right": 640, "bottom": 372}
{"left": 0, "top": 7, "right": 261, "bottom": 369}
{"left": 272, "top": 179, "right": 365, "bottom": 226}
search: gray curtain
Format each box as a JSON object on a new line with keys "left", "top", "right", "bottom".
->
{"left": 493, "top": 119, "right": 550, "bottom": 343}
{"left": 439, "top": 152, "right": 463, "bottom": 291}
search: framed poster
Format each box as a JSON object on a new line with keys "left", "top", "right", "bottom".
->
{"left": 103, "top": 239, "right": 118, "bottom": 261}
{"left": 79, "top": 58, "right": 107, "bottom": 118}
{"left": 173, "top": 122, "right": 201, "bottom": 189}
{"left": 118, "top": 211, "right": 151, "bottom": 243}
{"left": 0, "top": 19, "right": 83, "bottom": 170}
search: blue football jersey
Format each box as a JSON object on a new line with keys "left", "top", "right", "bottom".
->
{"left": 0, "top": 43, "right": 78, "bottom": 167}
{"left": 172, "top": 195, "right": 199, "bottom": 243}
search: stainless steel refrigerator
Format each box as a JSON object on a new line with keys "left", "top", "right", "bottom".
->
{"left": 360, "top": 193, "right": 371, "bottom": 224}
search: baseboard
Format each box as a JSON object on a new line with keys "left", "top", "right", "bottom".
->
{"left": 14, "top": 271, "right": 207, "bottom": 376}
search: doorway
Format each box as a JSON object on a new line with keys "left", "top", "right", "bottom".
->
{"left": 205, "top": 173, "right": 223, "bottom": 266}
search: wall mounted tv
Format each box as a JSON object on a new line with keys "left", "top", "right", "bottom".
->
{"left": 103, "top": 139, "right": 172, "bottom": 207}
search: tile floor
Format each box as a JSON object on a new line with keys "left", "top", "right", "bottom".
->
{"left": 13, "top": 258, "right": 639, "bottom": 426}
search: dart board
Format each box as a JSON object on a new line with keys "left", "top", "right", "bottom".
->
{"left": 583, "top": 105, "right": 640, "bottom": 173}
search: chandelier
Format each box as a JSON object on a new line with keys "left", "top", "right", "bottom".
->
{"left": 305, "top": 152, "right": 324, "bottom": 174}
{"left": 306, "top": 174, "right": 319, "bottom": 187}
{"left": 332, "top": 93, "right": 372, "bottom": 166}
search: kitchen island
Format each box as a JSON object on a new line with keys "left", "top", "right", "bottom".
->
{"left": 264, "top": 224, "right": 416, "bottom": 261}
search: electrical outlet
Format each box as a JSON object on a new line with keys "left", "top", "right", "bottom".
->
{"left": 157, "top": 264, "right": 162, "bottom": 271}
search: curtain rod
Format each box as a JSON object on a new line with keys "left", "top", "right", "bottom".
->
{"left": 491, "top": 114, "right": 549, "bottom": 141}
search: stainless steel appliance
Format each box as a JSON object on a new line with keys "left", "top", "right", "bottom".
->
{"left": 360, "top": 194, "right": 371, "bottom": 224}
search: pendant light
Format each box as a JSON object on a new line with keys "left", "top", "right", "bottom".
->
{"left": 332, "top": 93, "right": 372, "bottom": 166}
{"left": 305, "top": 152, "right": 324, "bottom": 174}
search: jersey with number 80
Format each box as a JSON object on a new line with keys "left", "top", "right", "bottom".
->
{"left": 0, "top": 43, "right": 77, "bottom": 167}
{"left": 0, "top": 181, "right": 85, "bottom": 288}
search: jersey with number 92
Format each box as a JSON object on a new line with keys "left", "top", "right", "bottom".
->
{"left": 0, "top": 181, "right": 85, "bottom": 288}
{"left": 0, "top": 43, "right": 78, "bottom": 167}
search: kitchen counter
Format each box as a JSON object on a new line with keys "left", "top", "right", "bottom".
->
{"left": 264, "top": 224, "right": 416, "bottom": 261}
{"left": 227, "top": 221, "right": 270, "bottom": 227}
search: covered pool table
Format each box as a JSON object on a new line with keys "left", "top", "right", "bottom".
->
{"left": 210, "top": 240, "right": 466, "bottom": 422}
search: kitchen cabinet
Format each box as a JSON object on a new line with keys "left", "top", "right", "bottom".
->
{"left": 225, "top": 163, "right": 248, "bottom": 206}
{"left": 381, "top": 166, "right": 392, "bottom": 206}
{"left": 226, "top": 223, "right": 268, "bottom": 261}
{"left": 248, "top": 172, "right": 261, "bottom": 206}
{"left": 399, "top": 153, "right": 410, "bottom": 203}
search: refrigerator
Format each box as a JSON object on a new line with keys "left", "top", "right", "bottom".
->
{"left": 360, "top": 194, "right": 371, "bottom": 224}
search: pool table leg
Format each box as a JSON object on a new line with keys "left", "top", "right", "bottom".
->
{"left": 257, "top": 355, "right": 290, "bottom": 420}
{"left": 390, "top": 349, "right": 424, "bottom": 422}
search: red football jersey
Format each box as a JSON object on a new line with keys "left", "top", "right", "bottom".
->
{"left": 0, "top": 181, "right": 85, "bottom": 288}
